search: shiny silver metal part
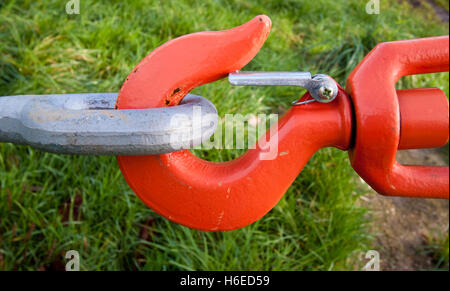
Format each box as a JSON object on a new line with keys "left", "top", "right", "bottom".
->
{"left": 228, "top": 72, "right": 338, "bottom": 105}
{"left": 0, "top": 93, "right": 218, "bottom": 155}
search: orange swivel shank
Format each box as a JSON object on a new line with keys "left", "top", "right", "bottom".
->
{"left": 347, "top": 36, "right": 449, "bottom": 199}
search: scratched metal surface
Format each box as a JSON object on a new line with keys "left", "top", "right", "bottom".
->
{"left": 0, "top": 93, "right": 218, "bottom": 155}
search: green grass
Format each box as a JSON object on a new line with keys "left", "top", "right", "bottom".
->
{"left": 0, "top": 0, "right": 448, "bottom": 270}
{"left": 420, "top": 230, "right": 449, "bottom": 270}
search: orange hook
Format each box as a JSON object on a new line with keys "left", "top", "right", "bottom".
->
{"left": 116, "top": 16, "right": 449, "bottom": 231}
{"left": 116, "top": 16, "right": 353, "bottom": 231}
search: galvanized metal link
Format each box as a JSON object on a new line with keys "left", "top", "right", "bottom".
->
{"left": 0, "top": 93, "right": 218, "bottom": 155}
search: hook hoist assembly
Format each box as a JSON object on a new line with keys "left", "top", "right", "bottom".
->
{"left": 1, "top": 15, "right": 448, "bottom": 231}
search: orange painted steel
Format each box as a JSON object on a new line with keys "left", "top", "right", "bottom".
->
{"left": 117, "top": 93, "right": 352, "bottom": 231}
{"left": 117, "top": 16, "right": 351, "bottom": 231}
{"left": 347, "top": 36, "right": 449, "bottom": 199}
{"left": 116, "top": 15, "right": 449, "bottom": 231}
{"left": 397, "top": 88, "right": 449, "bottom": 150}
{"left": 115, "top": 16, "right": 271, "bottom": 109}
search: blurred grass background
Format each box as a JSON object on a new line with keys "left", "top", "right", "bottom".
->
{"left": 0, "top": 0, "right": 448, "bottom": 270}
